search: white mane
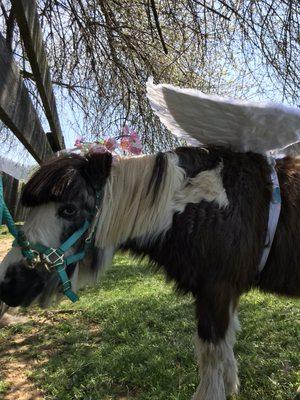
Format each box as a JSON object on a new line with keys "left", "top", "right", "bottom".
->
{"left": 95, "top": 153, "right": 184, "bottom": 247}
{"left": 94, "top": 152, "right": 228, "bottom": 249}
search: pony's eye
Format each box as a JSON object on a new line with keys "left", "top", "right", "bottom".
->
{"left": 59, "top": 204, "right": 78, "bottom": 219}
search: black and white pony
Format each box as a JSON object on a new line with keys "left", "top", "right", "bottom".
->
{"left": 0, "top": 81, "right": 299, "bottom": 400}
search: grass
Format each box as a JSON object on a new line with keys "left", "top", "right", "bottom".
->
{"left": 0, "top": 253, "right": 299, "bottom": 400}
{"left": 0, "top": 226, "right": 10, "bottom": 236}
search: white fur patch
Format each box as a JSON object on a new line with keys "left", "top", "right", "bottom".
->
{"left": 94, "top": 153, "right": 228, "bottom": 248}
{"left": 193, "top": 309, "right": 240, "bottom": 400}
{"left": 0, "top": 203, "right": 64, "bottom": 283}
{"left": 173, "top": 162, "right": 228, "bottom": 213}
{"left": 193, "top": 338, "right": 226, "bottom": 400}
{"left": 22, "top": 203, "right": 64, "bottom": 248}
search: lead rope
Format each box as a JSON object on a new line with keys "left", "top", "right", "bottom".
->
{"left": 0, "top": 176, "right": 36, "bottom": 262}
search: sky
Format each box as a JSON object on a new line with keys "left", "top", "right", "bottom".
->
{"left": 1, "top": 76, "right": 298, "bottom": 170}
{"left": 0, "top": 26, "right": 298, "bottom": 168}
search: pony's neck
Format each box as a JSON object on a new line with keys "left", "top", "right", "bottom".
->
{"left": 94, "top": 153, "right": 185, "bottom": 247}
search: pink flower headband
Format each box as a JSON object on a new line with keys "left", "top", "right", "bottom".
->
{"left": 74, "top": 125, "right": 143, "bottom": 157}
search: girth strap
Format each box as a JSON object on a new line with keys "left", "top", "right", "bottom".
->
{"left": 258, "top": 157, "right": 282, "bottom": 273}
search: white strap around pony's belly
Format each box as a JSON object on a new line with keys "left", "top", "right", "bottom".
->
{"left": 258, "top": 157, "right": 282, "bottom": 273}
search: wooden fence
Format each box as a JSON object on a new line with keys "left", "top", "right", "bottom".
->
{"left": 2, "top": 173, "right": 27, "bottom": 222}
{"left": 0, "top": 0, "right": 65, "bottom": 220}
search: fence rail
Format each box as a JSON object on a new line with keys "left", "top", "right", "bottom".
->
{"left": 2, "top": 172, "right": 27, "bottom": 222}
{"left": 12, "top": 0, "right": 65, "bottom": 151}
{"left": 0, "top": 33, "right": 53, "bottom": 163}
{"left": 0, "top": 0, "right": 66, "bottom": 221}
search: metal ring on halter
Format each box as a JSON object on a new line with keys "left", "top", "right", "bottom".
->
{"left": 25, "top": 250, "right": 41, "bottom": 269}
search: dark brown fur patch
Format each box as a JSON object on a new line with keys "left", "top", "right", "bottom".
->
{"left": 22, "top": 152, "right": 112, "bottom": 207}
{"left": 123, "top": 147, "right": 300, "bottom": 343}
{"left": 258, "top": 156, "right": 300, "bottom": 297}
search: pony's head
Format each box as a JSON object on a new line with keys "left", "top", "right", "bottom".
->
{"left": 0, "top": 152, "right": 112, "bottom": 307}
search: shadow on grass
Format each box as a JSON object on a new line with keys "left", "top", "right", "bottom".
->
{"left": 0, "top": 259, "right": 299, "bottom": 400}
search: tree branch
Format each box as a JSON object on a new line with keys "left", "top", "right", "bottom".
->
{"left": 149, "top": 0, "right": 168, "bottom": 54}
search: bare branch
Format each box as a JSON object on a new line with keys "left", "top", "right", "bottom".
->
{"left": 149, "top": 0, "right": 168, "bottom": 54}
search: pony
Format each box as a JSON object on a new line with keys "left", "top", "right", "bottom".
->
{"left": 0, "top": 80, "right": 300, "bottom": 399}
{"left": 0, "top": 146, "right": 299, "bottom": 399}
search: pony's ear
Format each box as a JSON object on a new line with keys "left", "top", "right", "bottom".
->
{"left": 84, "top": 152, "right": 112, "bottom": 189}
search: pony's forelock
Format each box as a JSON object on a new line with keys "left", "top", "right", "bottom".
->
{"left": 21, "top": 152, "right": 113, "bottom": 208}
{"left": 22, "top": 154, "right": 90, "bottom": 207}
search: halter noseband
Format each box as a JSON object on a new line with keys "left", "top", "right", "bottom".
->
{"left": 0, "top": 175, "right": 99, "bottom": 303}
{"left": 13, "top": 220, "right": 91, "bottom": 302}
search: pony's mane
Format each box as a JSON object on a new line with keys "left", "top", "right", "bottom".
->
{"left": 95, "top": 153, "right": 185, "bottom": 247}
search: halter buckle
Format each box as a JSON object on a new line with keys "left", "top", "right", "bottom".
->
{"left": 26, "top": 250, "right": 41, "bottom": 269}
{"left": 41, "top": 248, "right": 64, "bottom": 270}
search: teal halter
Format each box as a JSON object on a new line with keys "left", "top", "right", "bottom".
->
{"left": 0, "top": 176, "right": 93, "bottom": 303}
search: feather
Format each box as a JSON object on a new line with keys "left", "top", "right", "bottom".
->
{"left": 0, "top": 155, "right": 32, "bottom": 181}
{"left": 146, "top": 77, "right": 300, "bottom": 154}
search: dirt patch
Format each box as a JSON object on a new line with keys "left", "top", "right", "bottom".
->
{"left": 0, "top": 314, "right": 29, "bottom": 328}
{"left": 0, "top": 236, "right": 12, "bottom": 260}
{"left": 0, "top": 328, "right": 46, "bottom": 400}
{"left": 0, "top": 237, "right": 46, "bottom": 400}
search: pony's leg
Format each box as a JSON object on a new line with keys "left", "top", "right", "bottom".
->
{"left": 222, "top": 307, "right": 240, "bottom": 397}
{"left": 192, "top": 289, "right": 239, "bottom": 400}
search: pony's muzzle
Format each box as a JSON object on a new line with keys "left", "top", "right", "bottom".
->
{"left": 0, "top": 262, "right": 45, "bottom": 307}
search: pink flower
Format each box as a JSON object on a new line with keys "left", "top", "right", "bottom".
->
{"left": 104, "top": 137, "right": 117, "bottom": 151}
{"left": 89, "top": 143, "right": 108, "bottom": 154}
{"left": 130, "top": 131, "right": 139, "bottom": 141}
{"left": 128, "top": 131, "right": 143, "bottom": 155}
{"left": 129, "top": 143, "right": 143, "bottom": 155}
{"left": 120, "top": 136, "right": 131, "bottom": 151}
{"left": 74, "top": 136, "right": 83, "bottom": 148}
{"left": 119, "top": 129, "right": 143, "bottom": 155}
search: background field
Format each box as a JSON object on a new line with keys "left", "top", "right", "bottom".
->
{"left": 0, "top": 231, "right": 299, "bottom": 400}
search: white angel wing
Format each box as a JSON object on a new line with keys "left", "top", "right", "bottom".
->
{"left": 146, "top": 78, "right": 300, "bottom": 154}
{"left": 0, "top": 155, "right": 32, "bottom": 181}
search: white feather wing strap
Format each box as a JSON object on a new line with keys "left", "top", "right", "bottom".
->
{"left": 147, "top": 78, "right": 300, "bottom": 154}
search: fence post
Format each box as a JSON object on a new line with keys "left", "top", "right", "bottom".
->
{"left": 12, "top": 0, "right": 65, "bottom": 151}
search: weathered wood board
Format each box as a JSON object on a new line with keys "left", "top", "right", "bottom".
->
{"left": 0, "top": 33, "right": 53, "bottom": 163}
{"left": 12, "top": 0, "right": 65, "bottom": 151}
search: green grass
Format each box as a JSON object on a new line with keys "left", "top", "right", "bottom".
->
{"left": 0, "top": 225, "right": 10, "bottom": 236}
{"left": 0, "top": 253, "right": 299, "bottom": 400}
{"left": 0, "top": 223, "right": 23, "bottom": 237}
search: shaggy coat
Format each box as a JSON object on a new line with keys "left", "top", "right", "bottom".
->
{"left": 1, "top": 145, "right": 299, "bottom": 400}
